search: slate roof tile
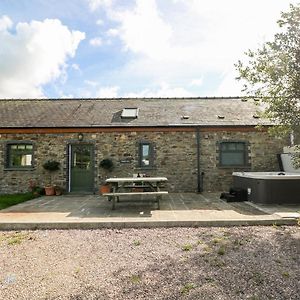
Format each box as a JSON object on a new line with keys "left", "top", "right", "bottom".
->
{"left": 0, "top": 97, "right": 271, "bottom": 128}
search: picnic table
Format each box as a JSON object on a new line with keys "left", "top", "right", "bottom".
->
{"left": 103, "top": 177, "right": 168, "bottom": 210}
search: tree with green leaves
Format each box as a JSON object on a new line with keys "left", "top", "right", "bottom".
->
{"left": 235, "top": 4, "right": 300, "bottom": 141}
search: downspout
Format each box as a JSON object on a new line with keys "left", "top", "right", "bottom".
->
{"left": 196, "top": 126, "right": 203, "bottom": 193}
{"left": 68, "top": 144, "right": 72, "bottom": 192}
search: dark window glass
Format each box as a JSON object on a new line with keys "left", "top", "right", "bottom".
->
{"left": 220, "top": 142, "right": 246, "bottom": 166}
{"left": 7, "top": 144, "right": 33, "bottom": 168}
{"left": 72, "top": 146, "right": 91, "bottom": 170}
{"left": 139, "top": 142, "right": 153, "bottom": 167}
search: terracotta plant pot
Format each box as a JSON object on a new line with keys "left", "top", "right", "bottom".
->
{"left": 45, "top": 186, "right": 55, "bottom": 196}
{"left": 99, "top": 184, "right": 111, "bottom": 194}
{"left": 55, "top": 187, "right": 63, "bottom": 196}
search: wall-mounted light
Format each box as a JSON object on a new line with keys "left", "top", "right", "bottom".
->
{"left": 78, "top": 133, "right": 84, "bottom": 141}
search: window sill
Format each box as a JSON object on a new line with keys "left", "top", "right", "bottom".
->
{"left": 217, "top": 165, "right": 251, "bottom": 169}
{"left": 4, "top": 167, "right": 35, "bottom": 171}
{"left": 136, "top": 166, "right": 157, "bottom": 171}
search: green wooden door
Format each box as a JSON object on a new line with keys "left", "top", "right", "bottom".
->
{"left": 70, "top": 145, "right": 94, "bottom": 193}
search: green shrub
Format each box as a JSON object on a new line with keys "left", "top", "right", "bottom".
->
{"left": 99, "top": 158, "right": 114, "bottom": 171}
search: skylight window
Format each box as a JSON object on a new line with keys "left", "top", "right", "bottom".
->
{"left": 121, "top": 108, "right": 138, "bottom": 118}
{"left": 181, "top": 115, "right": 190, "bottom": 120}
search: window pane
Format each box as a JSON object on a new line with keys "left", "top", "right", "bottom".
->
{"left": 221, "top": 143, "right": 227, "bottom": 151}
{"left": 121, "top": 108, "right": 138, "bottom": 118}
{"left": 220, "top": 142, "right": 246, "bottom": 166}
{"left": 221, "top": 142, "right": 245, "bottom": 151}
{"left": 8, "top": 144, "right": 33, "bottom": 168}
{"left": 73, "top": 147, "right": 91, "bottom": 170}
{"left": 140, "top": 143, "right": 151, "bottom": 167}
{"left": 142, "top": 145, "right": 150, "bottom": 166}
{"left": 142, "top": 144, "right": 149, "bottom": 157}
{"left": 21, "top": 154, "right": 32, "bottom": 166}
{"left": 235, "top": 143, "right": 245, "bottom": 151}
{"left": 227, "top": 143, "right": 237, "bottom": 150}
{"left": 221, "top": 153, "right": 244, "bottom": 165}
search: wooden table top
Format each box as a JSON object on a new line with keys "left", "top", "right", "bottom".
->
{"left": 105, "top": 177, "right": 168, "bottom": 183}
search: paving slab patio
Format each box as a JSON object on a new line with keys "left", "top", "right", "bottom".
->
{"left": 0, "top": 193, "right": 299, "bottom": 230}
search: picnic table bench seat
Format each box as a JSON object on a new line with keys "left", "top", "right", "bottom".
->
{"left": 102, "top": 191, "right": 168, "bottom": 210}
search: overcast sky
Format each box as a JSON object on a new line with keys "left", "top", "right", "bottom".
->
{"left": 0, "top": 0, "right": 298, "bottom": 99}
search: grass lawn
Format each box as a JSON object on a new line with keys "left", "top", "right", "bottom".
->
{"left": 0, "top": 192, "right": 38, "bottom": 210}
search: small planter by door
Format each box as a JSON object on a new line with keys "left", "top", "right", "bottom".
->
{"left": 45, "top": 186, "right": 55, "bottom": 196}
{"left": 99, "top": 184, "right": 111, "bottom": 194}
{"left": 55, "top": 186, "right": 63, "bottom": 196}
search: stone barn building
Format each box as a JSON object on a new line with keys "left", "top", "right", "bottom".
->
{"left": 0, "top": 97, "right": 285, "bottom": 194}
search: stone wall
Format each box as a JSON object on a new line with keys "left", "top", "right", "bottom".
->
{"left": 0, "top": 129, "right": 286, "bottom": 194}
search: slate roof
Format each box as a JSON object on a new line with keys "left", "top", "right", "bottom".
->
{"left": 0, "top": 97, "right": 270, "bottom": 128}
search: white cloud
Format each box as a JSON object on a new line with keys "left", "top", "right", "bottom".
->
{"left": 124, "top": 82, "right": 195, "bottom": 98}
{"left": 89, "top": 37, "right": 103, "bottom": 47}
{"left": 106, "top": 28, "right": 119, "bottom": 37}
{"left": 92, "top": 82, "right": 194, "bottom": 98}
{"left": 84, "top": 79, "right": 99, "bottom": 87}
{"left": 93, "top": 0, "right": 297, "bottom": 96}
{"left": 71, "top": 63, "right": 80, "bottom": 71}
{"left": 110, "top": 0, "right": 173, "bottom": 60}
{"left": 213, "top": 71, "right": 245, "bottom": 97}
{"left": 87, "top": 0, "right": 113, "bottom": 11}
{"left": 0, "top": 17, "right": 85, "bottom": 98}
{"left": 96, "top": 85, "right": 119, "bottom": 98}
{"left": 0, "top": 15, "right": 13, "bottom": 31}
{"left": 96, "top": 19, "right": 104, "bottom": 26}
{"left": 58, "top": 92, "right": 74, "bottom": 98}
{"left": 85, "top": 82, "right": 194, "bottom": 98}
{"left": 190, "top": 78, "right": 203, "bottom": 87}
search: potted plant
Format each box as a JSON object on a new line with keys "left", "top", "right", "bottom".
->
{"left": 100, "top": 183, "right": 111, "bottom": 194}
{"left": 43, "top": 160, "right": 60, "bottom": 196}
{"left": 54, "top": 186, "right": 63, "bottom": 196}
{"left": 99, "top": 158, "right": 114, "bottom": 172}
{"left": 28, "top": 180, "right": 45, "bottom": 196}
{"left": 99, "top": 158, "right": 114, "bottom": 194}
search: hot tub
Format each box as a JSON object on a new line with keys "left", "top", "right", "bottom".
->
{"left": 232, "top": 172, "right": 300, "bottom": 204}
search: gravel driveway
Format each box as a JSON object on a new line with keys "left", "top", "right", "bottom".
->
{"left": 0, "top": 226, "right": 299, "bottom": 300}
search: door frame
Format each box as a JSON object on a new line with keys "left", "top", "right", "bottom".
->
{"left": 67, "top": 143, "right": 95, "bottom": 193}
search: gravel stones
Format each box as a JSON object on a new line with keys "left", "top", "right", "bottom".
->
{"left": 0, "top": 226, "right": 299, "bottom": 300}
